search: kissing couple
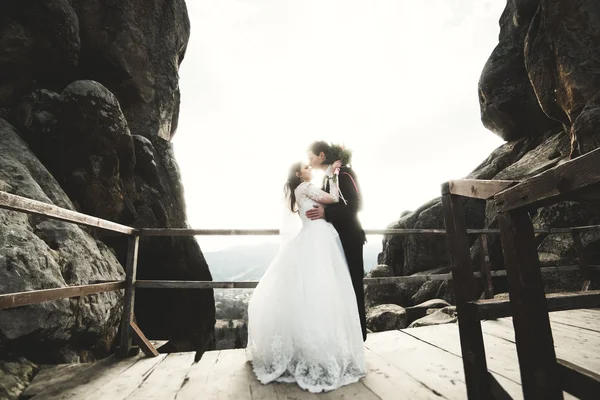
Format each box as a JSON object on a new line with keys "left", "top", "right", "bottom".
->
{"left": 246, "top": 141, "right": 367, "bottom": 393}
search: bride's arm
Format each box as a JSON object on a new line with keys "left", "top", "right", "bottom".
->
{"left": 304, "top": 182, "right": 339, "bottom": 205}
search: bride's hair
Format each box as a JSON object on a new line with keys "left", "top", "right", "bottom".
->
{"left": 284, "top": 162, "right": 303, "bottom": 213}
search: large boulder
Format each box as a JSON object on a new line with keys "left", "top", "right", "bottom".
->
{"left": 0, "top": 119, "right": 124, "bottom": 362}
{"left": 71, "top": 0, "right": 190, "bottom": 140}
{"left": 366, "top": 304, "right": 408, "bottom": 333}
{"left": 524, "top": 0, "right": 600, "bottom": 156}
{"left": 12, "top": 80, "right": 216, "bottom": 354}
{"left": 0, "top": 358, "right": 38, "bottom": 400}
{"left": 408, "top": 306, "right": 457, "bottom": 328}
{"left": 1, "top": 1, "right": 215, "bottom": 360}
{"left": 13, "top": 89, "right": 61, "bottom": 173}
{"left": 405, "top": 299, "right": 451, "bottom": 324}
{"left": 364, "top": 265, "right": 422, "bottom": 308}
{"left": 0, "top": 0, "right": 79, "bottom": 108}
{"left": 479, "top": 0, "right": 560, "bottom": 141}
{"left": 0, "top": 0, "right": 189, "bottom": 141}
{"left": 56, "top": 80, "right": 136, "bottom": 222}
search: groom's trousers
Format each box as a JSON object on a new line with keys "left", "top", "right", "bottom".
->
{"left": 339, "top": 233, "right": 367, "bottom": 342}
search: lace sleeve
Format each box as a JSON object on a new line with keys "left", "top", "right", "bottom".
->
{"left": 304, "top": 182, "right": 339, "bottom": 204}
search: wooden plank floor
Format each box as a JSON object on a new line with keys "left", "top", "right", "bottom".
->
{"left": 29, "top": 309, "right": 600, "bottom": 399}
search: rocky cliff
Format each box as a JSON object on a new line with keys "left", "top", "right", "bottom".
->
{"left": 376, "top": 0, "right": 600, "bottom": 308}
{"left": 0, "top": 2, "right": 215, "bottom": 394}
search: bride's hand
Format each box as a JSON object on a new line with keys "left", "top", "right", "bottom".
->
{"left": 332, "top": 160, "right": 342, "bottom": 172}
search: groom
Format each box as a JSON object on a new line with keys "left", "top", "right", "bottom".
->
{"left": 306, "top": 141, "right": 367, "bottom": 341}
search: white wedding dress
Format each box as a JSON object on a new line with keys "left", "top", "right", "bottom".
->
{"left": 247, "top": 180, "right": 366, "bottom": 393}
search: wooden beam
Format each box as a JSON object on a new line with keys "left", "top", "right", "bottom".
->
{"left": 0, "top": 282, "right": 126, "bottom": 310}
{"left": 137, "top": 277, "right": 468, "bottom": 290}
{"left": 136, "top": 276, "right": 454, "bottom": 289}
{"left": 557, "top": 358, "right": 600, "bottom": 400}
{"left": 448, "top": 179, "right": 518, "bottom": 200}
{"left": 3, "top": 185, "right": 600, "bottom": 240}
{"left": 136, "top": 228, "right": 509, "bottom": 237}
{"left": 130, "top": 320, "right": 159, "bottom": 357}
{"left": 469, "top": 290, "right": 600, "bottom": 320}
{"left": 136, "top": 226, "right": 600, "bottom": 237}
{"left": 0, "top": 191, "right": 135, "bottom": 235}
{"left": 497, "top": 210, "right": 562, "bottom": 399}
{"left": 367, "top": 229, "right": 446, "bottom": 235}
{"left": 136, "top": 228, "right": 452, "bottom": 236}
{"left": 494, "top": 147, "right": 600, "bottom": 212}
{"left": 134, "top": 266, "right": 598, "bottom": 290}
{"left": 118, "top": 236, "right": 140, "bottom": 358}
{"left": 137, "top": 228, "right": 280, "bottom": 236}
{"left": 481, "top": 265, "right": 599, "bottom": 278}
{"left": 570, "top": 224, "right": 600, "bottom": 233}
{"left": 441, "top": 193, "right": 491, "bottom": 399}
{"left": 480, "top": 265, "right": 599, "bottom": 279}
{"left": 137, "top": 280, "right": 259, "bottom": 289}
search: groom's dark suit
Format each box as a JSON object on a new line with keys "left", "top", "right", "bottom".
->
{"left": 323, "top": 166, "right": 367, "bottom": 341}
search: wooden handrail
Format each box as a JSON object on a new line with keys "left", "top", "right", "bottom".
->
{"left": 133, "top": 265, "right": 593, "bottom": 290}
{"left": 0, "top": 281, "right": 126, "bottom": 310}
{"left": 444, "top": 179, "right": 519, "bottom": 200}
{"left": 135, "top": 226, "right": 600, "bottom": 236}
{"left": 136, "top": 228, "right": 456, "bottom": 236}
{"left": 443, "top": 153, "right": 600, "bottom": 399}
{"left": 494, "top": 147, "right": 600, "bottom": 212}
{"left": 0, "top": 191, "right": 135, "bottom": 235}
{"left": 1, "top": 188, "right": 599, "bottom": 307}
{"left": 3, "top": 190, "right": 600, "bottom": 238}
{"left": 468, "top": 290, "right": 600, "bottom": 320}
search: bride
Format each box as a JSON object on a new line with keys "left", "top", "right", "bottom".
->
{"left": 246, "top": 160, "right": 366, "bottom": 393}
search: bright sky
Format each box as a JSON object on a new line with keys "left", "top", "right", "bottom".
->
{"left": 173, "top": 0, "right": 505, "bottom": 251}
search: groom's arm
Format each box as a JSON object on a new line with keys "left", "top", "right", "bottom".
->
{"left": 324, "top": 172, "right": 360, "bottom": 223}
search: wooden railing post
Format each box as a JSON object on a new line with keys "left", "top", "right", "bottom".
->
{"left": 572, "top": 231, "right": 592, "bottom": 291}
{"left": 479, "top": 234, "right": 494, "bottom": 299}
{"left": 441, "top": 186, "right": 490, "bottom": 399}
{"left": 118, "top": 235, "right": 140, "bottom": 358}
{"left": 497, "top": 210, "right": 562, "bottom": 399}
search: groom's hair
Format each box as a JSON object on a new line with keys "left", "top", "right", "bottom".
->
{"left": 308, "top": 141, "right": 332, "bottom": 165}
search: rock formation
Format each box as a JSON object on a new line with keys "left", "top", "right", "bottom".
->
{"left": 0, "top": 358, "right": 38, "bottom": 400}
{"left": 0, "top": 2, "right": 215, "bottom": 396}
{"left": 366, "top": 304, "right": 408, "bottom": 332}
{"left": 408, "top": 307, "right": 457, "bottom": 328}
{"left": 378, "top": 0, "right": 600, "bottom": 310}
{"left": 0, "top": 119, "right": 125, "bottom": 362}
{"left": 405, "top": 299, "right": 450, "bottom": 322}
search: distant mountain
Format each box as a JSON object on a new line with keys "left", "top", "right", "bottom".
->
{"left": 205, "top": 241, "right": 381, "bottom": 281}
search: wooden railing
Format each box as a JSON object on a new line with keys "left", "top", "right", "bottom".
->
{"left": 2, "top": 187, "right": 600, "bottom": 362}
{"left": 132, "top": 225, "right": 600, "bottom": 293}
{"left": 0, "top": 191, "right": 147, "bottom": 357}
{"left": 443, "top": 148, "right": 600, "bottom": 400}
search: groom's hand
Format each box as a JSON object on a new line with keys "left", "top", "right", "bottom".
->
{"left": 306, "top": 205, "right": 325, "bottom": 220}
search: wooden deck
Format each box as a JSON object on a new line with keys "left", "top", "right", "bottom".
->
{"left": 24, "top": 309, "right": 600, "bottom": 400}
